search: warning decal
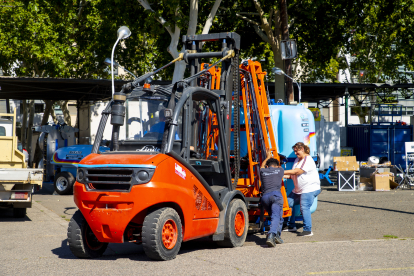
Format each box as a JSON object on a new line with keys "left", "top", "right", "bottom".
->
{"left": 175, "top": 163, "right": 186, "bottom": 180}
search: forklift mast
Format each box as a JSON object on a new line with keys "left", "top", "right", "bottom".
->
{"left": 161, "top": 32, "right": 242, "bottom": 193}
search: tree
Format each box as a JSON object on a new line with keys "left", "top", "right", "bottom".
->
{"left": 342, "top": 1, "right": 414, "bottom": 84}
{"left": 0, "top": 0, "right": 157, "bottom": 162}
{"left": 216, "top": 1, "right": 354, "bottom": 101}
{"left": 337, "top": 1, "right": 414, "bottom": 123}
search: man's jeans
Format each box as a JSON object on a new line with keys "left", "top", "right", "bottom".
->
{"left": 287, "top": 190, "right": 321, "bottom": 232}
{"left": 261, "top": 190, "right": 284, "bottom": 234}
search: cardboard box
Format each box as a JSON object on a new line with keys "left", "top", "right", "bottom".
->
{"left": 358, "top": 177, "right": 373, "bottom": 191}
{"left": 371, "top": 172, "right": 394, "bottom": 191}
{"left": 333, "top": 156, "right": 359, "bottom": 171}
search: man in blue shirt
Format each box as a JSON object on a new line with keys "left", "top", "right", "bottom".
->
{"left": 260, "top": 149, "right": 285, "bottom": 247}
{"left": 149, "top": 110, "right": 166, "bottom": 134}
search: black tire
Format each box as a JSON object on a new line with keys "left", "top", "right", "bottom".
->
{"left": 67, "top": 210, "right": 108, "bottom": 259}
{"left": 216, "top": 198, "right": 248, "bottom": 248}
{"left": 54, "top": 172, "right": 75, "bottom": 195}
{"left": 13, "top": 208, "right": 26, "bottom": 218}
{"left": 142, "top": 207, "right": 183, "bottom": 261}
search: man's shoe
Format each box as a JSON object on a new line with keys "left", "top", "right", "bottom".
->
{"left": 297, "top": 231, "right": 313, "bottom": 236}
{"left": 282, "top": 225, "right": 297, "bottom": 232}
{"left": 274, "top": 233, "right": 284, "bottom": 244}
{"left": 266, "top": 233, "right": 276, "bottom": 247}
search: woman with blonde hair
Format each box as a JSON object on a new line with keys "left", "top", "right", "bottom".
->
{"left": 283, "top": 142, "right": 321, "bottom": 236}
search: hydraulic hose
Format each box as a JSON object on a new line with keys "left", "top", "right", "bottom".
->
{"left": 92, "top": 100, "right": 113, "bottom": 154}
{"left": 111, "top": 125, "right": 120, "bottom": 151}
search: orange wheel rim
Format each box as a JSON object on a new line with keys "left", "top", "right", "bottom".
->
{"left": 162, "top": 219, "right": 178, "bottom": 249}
{"left": 234, "top": 210, "right": 245, "bottom": 237}
{"left": 84, "top": 225, "right": 103, "bottom": 250}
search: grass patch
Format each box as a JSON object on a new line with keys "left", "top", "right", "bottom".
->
{"left": 383, "top": 235, "right": 398, "bottom": 239}
{"left": 35, "top": 201, "right": 41, "bottom": 203}
{"left": 65, "top": 218, "right": 70, "bottom": 222}
{"left": 60, "top": 215, "right": 66, "bottom": 218}
{"left": 40, "top": 210, "right": 44, "bottom": 212}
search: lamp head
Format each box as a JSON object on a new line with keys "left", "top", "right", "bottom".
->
{"left": 272, "top": 67, "right": 284, "bottom": 76}
{"left": 117, "top": 26, "right": 131, "bottom": 40}
{"left": 104, "top": 58, "right": 119, "bottom": 67}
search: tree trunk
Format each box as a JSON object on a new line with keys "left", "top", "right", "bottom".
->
{"left": 50, "top": 106, "right": 58, "bottom": 124}
{"left": 58, "top": 100, "right": 71, "bottom": 125}
{"left": 280, "top": 0, "right": 293, "bottom": 103}
{"left": 353, "top": 98, "right": 370, "bottom": 124}
{"left": 172, "top": 60, "right": 186, "bottom": 84}
{"left": 21, "top": 100, "right": 27, "bottom": 149}
{"left": 26, "top": 100, "right": 35, "bottom": 167}
{"left": 41, "top": 100, "right": 55, "bottom": 125}
{"left": 272, "top": 45, "right": 285, "bottom": 102}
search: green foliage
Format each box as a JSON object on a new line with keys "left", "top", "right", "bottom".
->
{"left": 343, "top": 0, "right": 414, "bottom": 83}
{"left": 217, "top": 0, "right": 414, "bottom": 84}
{"left": 0, "top": 0, "right": 159, "bottom": 79}
{"left": 2, "top": 0, "right": 412, "bottom": 85}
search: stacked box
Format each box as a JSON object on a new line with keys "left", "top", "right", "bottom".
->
{"left": 371, "top": 172, "right": 394, "bottom": 191}
{"left": 334, "top": 156, "right": 359, "bottom": 171}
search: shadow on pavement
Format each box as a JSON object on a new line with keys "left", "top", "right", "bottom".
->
{"left": 53, "top": 238, "right": 229, "bottom": 261}
{"left": 0, "top": 207, "right": 31, "bottom": 222}
{"left": 319, "top": 199, "right": 414, "bottom": 215}
{"left": 34, "top": 182, "right": 55, "bottom": 195}
{"left": 64, "top": 207, "right": 77, "bottom": 215}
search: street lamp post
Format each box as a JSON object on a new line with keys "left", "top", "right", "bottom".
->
{"left": 111, "top": 26, "right": 131, "bottom": 96}
{"left": 272, "top": 67, "right": 302, "bottom": 103}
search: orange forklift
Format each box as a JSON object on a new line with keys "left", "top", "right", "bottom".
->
{"left": 67, "top": 32, "right": 291, "bottom": 261}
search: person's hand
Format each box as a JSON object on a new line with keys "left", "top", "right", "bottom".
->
{"left": 266, "top": 149, "right": 272, "bottom": 158}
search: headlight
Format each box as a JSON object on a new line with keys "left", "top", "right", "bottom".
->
{"left": 77, "top": 169, "right": 85, "bottom": 182}
{"left": 136, "top": 170, "right": 149, "bottom": 182}
{"left": 133, "top": 168, "right": 155, "bottom": 184}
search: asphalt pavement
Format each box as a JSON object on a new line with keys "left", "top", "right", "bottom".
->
{"left": 1, "top": 181, "right": 414, "bottom": 275}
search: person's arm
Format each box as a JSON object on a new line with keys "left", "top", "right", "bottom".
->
{"left": 260, "top": 149, "right": 272, "bottom": 169}
{"left": 284, "top": 168, "right": 305, "bottom": 176}
{"left": 285, "top": 156, "right": 309, "bottom": 176}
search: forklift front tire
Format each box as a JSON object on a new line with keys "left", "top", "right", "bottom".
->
{"left": 54, "top": 172, "right": 75, "bottom": 195}
{"left": 67, "top": 210, "right": 108, "bottom": 259}
{"left": 216, "top": 198, "right": 248, "bottom": 248}
{"left": 142, "top": 207, "right": 183, "bottom": 261}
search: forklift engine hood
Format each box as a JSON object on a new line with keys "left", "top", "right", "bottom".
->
{"left": 79, "top": 152, "right": 169, "bottom": 168}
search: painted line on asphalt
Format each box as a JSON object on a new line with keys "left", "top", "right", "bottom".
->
{"left": 308, "top": 266, "right": 414, "bottom": 274}
{"left": 32, "top": 201, "right": 69, "bottom": 229}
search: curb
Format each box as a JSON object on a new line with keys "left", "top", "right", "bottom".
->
{"left": 32, "top": 201, "right": 69, "bottom": 229}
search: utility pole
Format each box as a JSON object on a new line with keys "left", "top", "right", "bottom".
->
{"left": 280, "top": 0, "right": 294, "bottom": 103}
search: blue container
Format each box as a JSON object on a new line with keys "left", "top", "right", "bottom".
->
{"left": 269, "top": 104, "right": 317, "bottom": 159}
{"left": 347, "top": 124, "right": 413, "bottom": 168}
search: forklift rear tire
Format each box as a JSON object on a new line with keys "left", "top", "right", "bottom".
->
{"left": 67, "top": 210, "right": 108, "bottom": 259}
{"left": 13, "top": 208, "right": 26, "bottom": 218}
{"left": 216, "top": 198, "right": 248, "bottom": 248}
{"left": 54, "top": 172, "right": 75, "bottom": 195}
{"left": 142, "top": 207, "right": 183, "bottom": 261}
